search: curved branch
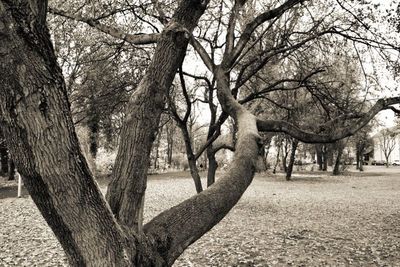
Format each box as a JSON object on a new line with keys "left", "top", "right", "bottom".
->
{"left": 257, "top": 97, "right": 400, "bottom": 143}
{"left": 142, "top": 59, "right": 265, "bottom": 264}
{"left": 49, "top": 7, "right": 160, "bottom": 45}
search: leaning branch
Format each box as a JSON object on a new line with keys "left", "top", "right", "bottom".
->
{"left": 256, "top": 97, "right": 400, "bottom": 143}
{"left": 48, "top": 7, "right": 159, "bottom": 45}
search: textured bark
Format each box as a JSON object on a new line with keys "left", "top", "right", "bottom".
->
{"left": 0, "top": 2, "right": 130, "bottom": 265}
{"left": 285, "top": 139, "right": 299, "bottom": 181}
{"left": 105, "top": 0, "right": 209, "bottom": 232}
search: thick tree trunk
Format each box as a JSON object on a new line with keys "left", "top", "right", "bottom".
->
{"left": 0, "top": 2, "right": 130, "bottom": 265}
{"left": 285, "top": 139, "right": 299, "bottom": 181}
{"left": 105, "top": 1, "right": 209, "bottom": 233}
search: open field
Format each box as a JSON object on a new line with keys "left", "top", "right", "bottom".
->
{"left": 1, "top": 166, "right": 400, "bottom": 266}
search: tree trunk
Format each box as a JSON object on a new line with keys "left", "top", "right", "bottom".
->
{"left": 273, "top": 141, "right": 282, "bottom": 174}
{"left": 282, "top": 140, "right": 289, "bottom": 173}
{"left": 166, "top": 127, "right": 174, "bottom": 167}
{"left": 332, "top": 141, "right": 344, "bottom": 176}
{"left": 359, "top": 153, "right": 364, "bottom": 171}
{"left": 179, "top": 125, "right": 203, "bottom": 193}
{"left": 0, "top": 2, "right": 130, "bottom": 264}
{"left": 153, "top": 127, "right": 163, "bottom": 170}
{"left": 207, "top": 146, "right": 218, "bottom": 187}
{"left": 0, "top": 141, "right": 8, "bottom": 176}
{"left": 105, "top": 1, "right": 209, "bottom": 233}
{"left": 8, "top": 159, "right": 15, "bottom": 181}
{"left": 322, "top": 145, "right": 328, "bottom": 171}
{"left": 316, "top": 144, "right": 323, "bottom": 170}
{"left": 285, "top": 139, "right": 299, "bottom": 181}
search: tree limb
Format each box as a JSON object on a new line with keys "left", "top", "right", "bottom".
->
{"left": 224, "top": 0, "right": 304, "bottom": 68}
{"left": 257, "top": 97, "right": 400, "bottom": 143}
{"left": 48, "top": 7, "right": 160, "bottom": 45}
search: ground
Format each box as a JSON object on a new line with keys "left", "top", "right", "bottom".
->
{"left": 0, "top": 167, "right": 400, "bottom": 266}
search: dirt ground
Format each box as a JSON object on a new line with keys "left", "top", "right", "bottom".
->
{"left": 1, "top": 166, "right": 399, "bottom": 266}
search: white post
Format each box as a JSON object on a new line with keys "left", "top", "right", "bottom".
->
{"left": 17, "top": 172, "right": 22, "bottom": 198}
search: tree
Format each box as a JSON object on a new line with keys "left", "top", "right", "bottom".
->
{"left": 379, "top": 128, "right": 398, "bottom": 167}
{"left": 1, "top": 0, "right": 400, "bottom": 266}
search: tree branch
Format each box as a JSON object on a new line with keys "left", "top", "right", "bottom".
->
{"left": 189, "top": 36, "right": 215, "bottom": 71}
{"left": 257, "top": 97, "right": 400, "bottom": 143}
{"left": 224, "top": 0, "right": 304, "bottom": 68}
{"left": 48, "top": 7, "right": 160, "bottom": 45}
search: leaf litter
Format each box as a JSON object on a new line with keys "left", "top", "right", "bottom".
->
{"left": 0, "top": 169, "right": 400, "bottom": 266}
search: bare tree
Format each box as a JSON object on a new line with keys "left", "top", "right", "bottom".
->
{"left": 379, "top": 128, "right": 398, "bottom": 167}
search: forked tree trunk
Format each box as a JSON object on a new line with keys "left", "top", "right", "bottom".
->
{"left": 286, "top": 139, "right": 299, "bottom": 181}
{"left": 1, "top": 0, "right": 307, "bottom": 266}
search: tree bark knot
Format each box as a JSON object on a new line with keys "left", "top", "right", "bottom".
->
{"left": 164, "top": 22, "right": 190, "bottom": 46}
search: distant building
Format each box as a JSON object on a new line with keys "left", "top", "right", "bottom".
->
{"left": 371, "top": 126, "right": 400, "bottom": 163}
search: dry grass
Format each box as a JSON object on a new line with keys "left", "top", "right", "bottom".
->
{"left": 1, "top": 166, "right": 400, "bottom": 266}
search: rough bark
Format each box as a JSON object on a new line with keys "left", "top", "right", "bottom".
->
{"left": 0, "top": 1, "right": 130, "bottom": 265}
{"left": 105, "top": 0, "right": 209, "bottom": 233}
{"left": 286, "top": 139, "right": 299, "bottom": 181}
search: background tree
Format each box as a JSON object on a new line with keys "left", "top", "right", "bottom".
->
{"left": 379, "top": 128, "right": 398, "bottom": 167}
